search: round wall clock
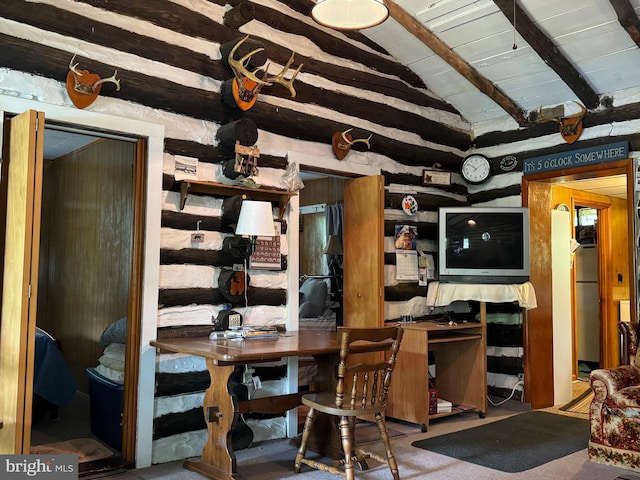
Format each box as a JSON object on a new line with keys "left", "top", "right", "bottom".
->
{"left": 461, "top": 154, "right": 491, "bottom": 184}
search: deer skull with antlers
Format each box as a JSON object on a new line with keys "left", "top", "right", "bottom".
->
{"left": 331, "top": 128, "right": 373, "bottom": 160}
{"left": 66, "top": 55, "right": 121, "bottom": 109}
{"left": 226, "top": 35, "right": 303, "bottom": 111}
{"left": 536, "top": 101, "right": 587, "bottom": 144}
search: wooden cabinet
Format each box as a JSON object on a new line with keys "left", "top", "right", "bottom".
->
{"left": 387, "top": 304, "right": 487, "bottom": 429}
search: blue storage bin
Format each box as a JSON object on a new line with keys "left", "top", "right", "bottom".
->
{"left": 86, "top": 367, "right": 124, "bottom": 451}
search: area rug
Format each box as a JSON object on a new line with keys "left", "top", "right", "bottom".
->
{"left": 560, "top": 386, "right": 593, "bottom": 415}
{"left": 411, "top": 411, "right": 589, "bottom": 473}
{"left": 31, "top": 438, "right": 114, "bottom": 463}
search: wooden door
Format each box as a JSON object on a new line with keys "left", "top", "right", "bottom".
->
{"left": 343, "top": 175, "right": 384, "bottom": 328}
{"left": 0, "top": 110, "right": 45, "bottom": 453}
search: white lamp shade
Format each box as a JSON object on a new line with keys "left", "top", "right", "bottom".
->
{"left": 311, "top": 0, "right": 389, "bottom": 30}
{"left": 235, "top": 201, "right": 276, "bottom": 237}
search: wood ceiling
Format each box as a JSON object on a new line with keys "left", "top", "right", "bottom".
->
{"left": 362, "top": 0, "right": 640, "bottom": 131}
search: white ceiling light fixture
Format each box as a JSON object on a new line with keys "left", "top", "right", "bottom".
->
{"left": 311, "top": 0, "right": 389, "bottom": 30}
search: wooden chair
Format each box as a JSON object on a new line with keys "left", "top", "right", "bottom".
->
{"left": 294, "top": 326, "right": 404, "bottom": 480}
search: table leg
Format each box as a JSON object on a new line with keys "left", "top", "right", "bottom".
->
{"left": 183, "top": 360, "right": 238, "bottom": 480}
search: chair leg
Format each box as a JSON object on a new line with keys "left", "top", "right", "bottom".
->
{"left": 294, "top": 407, "right": 316, "bottom": 473}
{"left": 339, "top": 415, "right": 355, "bottom": 480}
{"left": 376, "top": 413, "right": 400, "bottom": 480}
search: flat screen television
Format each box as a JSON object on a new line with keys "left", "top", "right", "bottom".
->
{"left": 438, "top": 206, "right": 530, "bottom": 284}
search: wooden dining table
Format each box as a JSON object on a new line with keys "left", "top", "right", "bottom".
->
{"left": 150, "top": 330, "right": 389, "bottom": 480}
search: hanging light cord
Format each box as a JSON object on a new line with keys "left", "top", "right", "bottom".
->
{"left": 512, "top": 0, "right": 518, "bottom": 50}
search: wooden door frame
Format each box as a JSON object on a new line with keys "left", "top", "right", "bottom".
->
{"left": 570, "top": 199, "right": 611, "bottom": 379}
{"left": 0, "top": 95, "right": 164, "bottom": 467}
{"left": 286, "top": 153, "right": 380, "bottom": 435}
{"left": 522, "top": 158, "right": 635, "bottom": 408}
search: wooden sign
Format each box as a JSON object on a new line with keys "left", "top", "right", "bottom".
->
{"left": 422, "top": 169, "right": 451, "bottom": 186}
{"left": 523, "top": 141, "right": 628, "bottom": 175}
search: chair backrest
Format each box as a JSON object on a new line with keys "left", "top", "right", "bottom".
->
{"left": 619, "top": 321, "right": 640, "bottom": 365}
{"left": 334, "top": 326, "right": 403, "bottom": 411}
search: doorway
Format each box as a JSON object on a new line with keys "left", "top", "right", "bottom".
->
{"left": 298, "top": 174, "right": 347, "bottom": 320}
{"left": 522, "top": 158, "right": 635, "bottom": 408}
{"left": 573, "top": 205, "right": 600, "bottom": 379}
{"left": 0, "top": 99, "right": 164, "bottom": 469}
{"left": 29, "top": 125, "right": 137, "bottom": 472}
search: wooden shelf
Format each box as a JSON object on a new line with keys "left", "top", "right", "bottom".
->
{"left": 178, "top": 180, "right": 296, "bottom": 219}
{"left": 428, "top": 332, "right": 483, "bottom": 344}
{"left": 386, "top": 307, "right": 487, "bottom": 429}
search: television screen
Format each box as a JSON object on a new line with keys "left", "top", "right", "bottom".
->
{"left": 438, "top": 207, "right": 530, "bottom": 284}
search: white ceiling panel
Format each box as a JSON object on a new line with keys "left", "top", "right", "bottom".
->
{"left": 361, "top": 0, "right": 640, "bottom": 127}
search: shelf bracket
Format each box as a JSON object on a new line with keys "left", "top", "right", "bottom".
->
{"left": 179, "top": 182, "right": 191, "bottom": 211}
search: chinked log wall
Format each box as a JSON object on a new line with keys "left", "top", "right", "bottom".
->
{"left": 4, "top": 0, "right": 640, "bottom": 464}
{"left": 1, "top": 0, "right": 472, "bottom": 462}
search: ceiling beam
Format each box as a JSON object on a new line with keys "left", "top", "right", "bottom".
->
{"left": 494, "top": 0, "right": 600, "bottom": 110}
{"left": 383, "top": 0, "right": 528, "bottom": 126}
{"left": 609, "top": 0, "right": 640, "bottom": 44}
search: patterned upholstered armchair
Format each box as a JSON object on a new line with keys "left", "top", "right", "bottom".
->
{"left": 588, "top": 321, "right": 640, "bottom": 471}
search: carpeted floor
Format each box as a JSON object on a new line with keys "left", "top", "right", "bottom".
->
{"left": 355, "top": 420, "right": 406, "bottom": 444}
{"left": 410, "top": 410, "right": 589, "bottom": 473}
{"left": 105, "top": 399, "right": 631, "bottom": 480}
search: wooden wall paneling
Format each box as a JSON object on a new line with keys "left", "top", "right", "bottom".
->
{"left": 42, "top": 139, "right": 134, "bottom": 392}
{"left": 299, "top": 211, "right": 326, "bottom": 276}
{"left": 300, "top": 177, "right": 346, "bottom": 206}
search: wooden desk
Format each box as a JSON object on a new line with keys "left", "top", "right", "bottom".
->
{"left": 150, "top": 331, "right": 387, "bottom": 480}
{"left": 386, "top": 306, "right": 487, "bottom": 430}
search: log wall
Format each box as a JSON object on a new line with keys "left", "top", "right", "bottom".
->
{"left": 3, "top": 0, "right": 640, "bottom": 464}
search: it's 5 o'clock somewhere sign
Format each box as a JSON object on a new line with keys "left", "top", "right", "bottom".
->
{"left": 523, "top": 141, "right": 628, "bottom": 175}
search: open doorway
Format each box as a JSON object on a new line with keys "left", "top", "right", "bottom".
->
{"left": 573, "top": 205, "right": 600, "bottom": 379}
{"left": 28, "top": 125, "right": 137, "bottom": 472}
{"left": 0, "top": 102, "right": 163, "bottom": 472}
{"left": 298, "top": 174, "right": 347, "bottom": 327}
{"left": 522, "top": 158, "right": 635, "bottom": 408}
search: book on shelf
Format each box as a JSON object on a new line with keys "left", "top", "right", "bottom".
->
{"left": 428, "top": 389, "right": 438, "bottom": 415}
